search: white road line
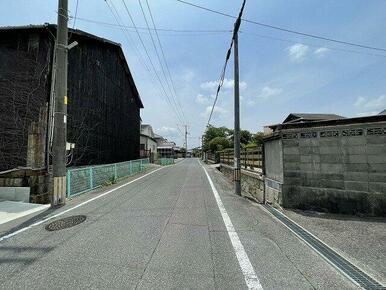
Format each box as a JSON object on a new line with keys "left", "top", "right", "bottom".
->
{"left": 200, "top": 162, "right": 264, "bottom": 290}
{"left": 0, "top": 166, "right": 166, "bottom": 243}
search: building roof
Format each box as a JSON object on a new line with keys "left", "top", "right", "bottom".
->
{"left": 140, "top": 133, "right": 157, "bottom": 142}
{"left": 283, "top": 113, "right": 345, "bottom": 124}
{"left": 0, "top": 23, "right": 144, "bottom": 108}
{"left": 157, "top": 144, "right": 175, "bottom": 149}
{"left": 264, "top": 114, "right": 386, "bottom": 140}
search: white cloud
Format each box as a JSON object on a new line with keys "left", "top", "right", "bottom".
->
{"left": 314, "top": 47, "right": 330, "bottom": 58}
{"left": 245, "top": 86, "right": 282, "bottom": 106}
{"left": 201, "top": 106, "right": 227, "bottom": 118}
{"left": 181, "top": 69, "right": 195, "bottom": 82}
{"left": 354, "top": 96, "right": 366, "bottom": 107}
{"left": 195, "top": 94, "right": 214, "bottom": 105}
{"left": 354, "top": 95, "right": 386, "bottom": 116}
{"left": 356, "top": 111, "right": 379, "bottom": 117}
{"left": 287, "top": 43, "right": 309, "bottom": 62}
{"left": 355, "top": 95, "right": 386, "bottom": 110}
{"left": 257, "top": 86, "right": 283, "bottom": 100}
{"left": 157, "top": 126, "right": 178, "bottom": 137}
{"left": 200, "top": 78, "right": 247, "bottom": 91}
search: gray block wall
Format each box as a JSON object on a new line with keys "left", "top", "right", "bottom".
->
{"left": 219, "top": 164, "right": 264, "bottom": 202}
{"left": 277, "top": 122, "right": 386, "bottom": 216}
{"left": 264, "top": 138, "right": 283, "bottom": 205}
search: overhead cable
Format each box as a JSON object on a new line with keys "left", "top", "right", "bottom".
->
{"left": 175, "top": 0, "right": 386, "bottom": 53}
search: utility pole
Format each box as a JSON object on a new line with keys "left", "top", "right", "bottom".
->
{"left": 233, "top": 31, "right": 241, "bottom": 196}
{"left": 184, "top": 125, "right": 188, "bottom": 157}
{"left": 52, "top": 0, "right": 68, "bottom": 206}
{"left": 233, "top": 0, "right": 246, "bottom": 196}
{"left": 200, "top": 136, "right": 203, "bottom": 159}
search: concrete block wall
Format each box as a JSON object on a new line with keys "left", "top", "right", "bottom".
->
{"left": 264, "top": 138, "right": 283, "bottom": 206}
{"left": 219, "top": 164, "right": 264, "bottom": 202}
{"left": 279, "top": 122, "right": 386, "bottom": 216}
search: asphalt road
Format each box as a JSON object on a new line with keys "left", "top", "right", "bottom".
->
{"left": 0, "top": 159, "right": 359, "bottom": 290}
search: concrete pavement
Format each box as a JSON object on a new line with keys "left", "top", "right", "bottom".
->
{"left": 0, "top": 159, "right": 359, "bottom": 289}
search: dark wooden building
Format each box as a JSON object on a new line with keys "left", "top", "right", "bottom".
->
{"left": 0, "top": 24, "right": 143, "bottom": 172}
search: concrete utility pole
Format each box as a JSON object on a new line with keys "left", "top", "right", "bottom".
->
{"left": 184, "top": 125, "right": 188, "bottom": 156}
{"left": 52, "top": 0, "right": 68, "bottom": 206}
{"left": 233, "top": 31, "right": 241, "bottom": 196}
{"left": 233, "top": 0, "right": 246, "bottom": 196}
{"left": 201, "top": 134, "right": 205, "bottom": 160}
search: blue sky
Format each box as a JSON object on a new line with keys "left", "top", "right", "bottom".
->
{"left": 1, "top": 0, "right": 386, "bottom": 148}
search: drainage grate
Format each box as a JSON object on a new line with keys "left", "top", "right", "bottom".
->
{"left": 263, "top": 204, "right": 385, "bottom": 290}
{"left": 45, "top": 215, "right": 87, "bottom": 231}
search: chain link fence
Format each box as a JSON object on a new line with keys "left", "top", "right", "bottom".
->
{"left": 159, "top": 158, "right": 174, "bottom": 166}
{"left": 67, "top": 158, "right": 150, "bottom": 197}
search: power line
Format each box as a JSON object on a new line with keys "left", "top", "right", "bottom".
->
{"left": 145, "top": 0, "right": 187, "bottom": 123}
{"left": 105, "top": 0, "right": 151, "bottom": 72}
{"left": 240, "top": 31, "right": 386, "bottom": 58}
{"left": 118, "top": 0, "right": 185, "bottom": 124}
{"left": 206, "top": 0, "right": 246, "bottom": 128}
{"left": 68, "top": 0, "right": 79, "bottom": 40}
{"left": 175, "top": 0, "right": 386, "bottom": 53}
{"left": 105, "top": 0, "right": 185, "bottom": 125}
{"left": 137, "top": 0, "right": 186, "bottom": 124}
{"left": 70, "top": 15, "right": 231, "bottom": 34}
{"left": 206, "top": 41, "right": 232, "bottom": 127}
{"left": 72, "top": 0, "right": 79, "bottom": 30}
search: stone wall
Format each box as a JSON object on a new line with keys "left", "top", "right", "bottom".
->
{"left": 270, "top": 121, "right": 386, "bottom": 216}
{"left": 219, "top": 164, "right": 264, "bottom": 202}
{"left": 0, "top": 168, "right": 50, "bottom": 204}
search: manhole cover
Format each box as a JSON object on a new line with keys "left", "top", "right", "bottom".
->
{"left": 45, "top": 215, "right": 86, "bottom": 231}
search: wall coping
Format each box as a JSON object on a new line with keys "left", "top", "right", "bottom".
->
{"left": 220, "top": 163, "right": 264, "bottom": 180}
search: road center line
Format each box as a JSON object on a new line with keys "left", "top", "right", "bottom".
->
{"left": 200, "top": 162, "right": 264, "bottom": 290}
{"left": 0, "top": 166, "right": 166, "bottom": 243}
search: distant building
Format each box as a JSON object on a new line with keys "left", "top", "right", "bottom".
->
{"left": 154, "top": 134, "right": 167, "bottom": 146}
{"left": 157, "top": 141, "right": 176, "bottom": 158}
{"left": 0, "top": 24, "right": 143, "bottom": 172}
{"left": 140, "top": 124, "right": 157, "bottom": 159}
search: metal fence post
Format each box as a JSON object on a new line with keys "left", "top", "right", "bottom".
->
{"left": 66, "top": 170, "right": 71, "bottom": 197}
{"left": 114, "top": 163, "right": 117, "bottom": 181}
{"left": 129, "top": 160, "right": 132, "bottom": 175}
{"left": 89, "top": 167, "right": 94, "bottom": 190}
{"left": 140, "top": 159, "right": 143, "bottom": 171}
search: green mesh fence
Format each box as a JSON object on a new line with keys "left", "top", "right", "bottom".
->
{"left": 159, "top": 158, "right": 174, "bottom": 166}
{"left": 67, "top": 158, "right": 150, "bottom": 197}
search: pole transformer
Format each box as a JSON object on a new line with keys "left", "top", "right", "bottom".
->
{"left": 52, "top": 0, "right": 68, "bottom": 206}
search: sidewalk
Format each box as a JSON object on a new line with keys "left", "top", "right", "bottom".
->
{"left": 0, "top": 201, "right": 49, "bottom": 225}
{"left": 284, "top": 209, "right": 386, "bottom": 285}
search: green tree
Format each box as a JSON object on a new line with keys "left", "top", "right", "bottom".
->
{"left": 203, "top": 125, "right": 230, "bottom": 151}
{"left": 252, "top": 132, "right": 264, "bottom": 145}
{"left": 240, "top": 130, "right": 252, "bottom": 145}
{"left": 208, "top": 137, "right": 231, "bottom": 152}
